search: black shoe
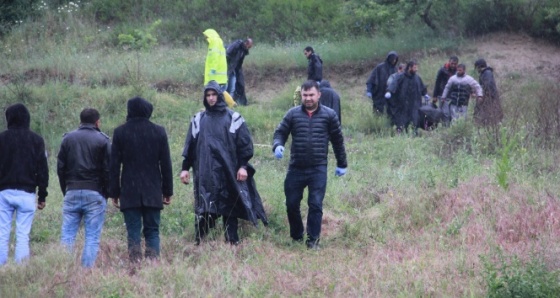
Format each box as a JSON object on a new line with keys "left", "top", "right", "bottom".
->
{"left": 306, "top": 238, "right": 320, "bottom": 250}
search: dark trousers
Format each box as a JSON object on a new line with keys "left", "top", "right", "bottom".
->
{"left": 195, "top": 212, "right": 239, "bottom": 244}
{"left": 284, "top": 165, "right": 327, "bottom": 242}
{"left": 122, "top": 207, "right": 161, "bottom": 262}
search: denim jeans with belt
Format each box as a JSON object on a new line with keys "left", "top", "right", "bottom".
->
{"left": 122, "top": 207, "right": 161, "bottom": 262}
{"left": 0, "top": 189, "right": 37, "bottom": 266}
{"left": 60, "top": 189, "right": 106, "bottom": 268}
{"left": 284, "top": 165, "right": 327, "bottom": 243}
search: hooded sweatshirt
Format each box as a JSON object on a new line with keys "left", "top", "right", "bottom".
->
{"left": 109, "top": 97, "right": 173, "bottom": 210}
{"left": 0, "top": 103, "right": 49, "bottom": 202}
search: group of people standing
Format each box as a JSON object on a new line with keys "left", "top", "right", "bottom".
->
{"left": 366, "top": 52, "right": 503, "bottom": 133}
{"left": 0, "top": 42, "right": 503, "bottom": 269}
{"left": 0, "top": 77, "right": 347, "bottom": 268}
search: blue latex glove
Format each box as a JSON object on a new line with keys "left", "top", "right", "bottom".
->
{"left": 366, "top": 92, "right": 372, "bottom": 99}
{"left": 385, "top": 92, "right": 391, "bottom": 99}
{"left": 335, "top": 167, "right": 347, "bottom": 177}
{"left": 274, "top": 146, "right": 284, "bottom": 159}
{"left": 424, "top": 94, "right": 431, "bottom": 100}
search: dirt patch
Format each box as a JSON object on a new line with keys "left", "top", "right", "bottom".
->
{"left": 472, "top": 32, "right": 560, "bottom": 80}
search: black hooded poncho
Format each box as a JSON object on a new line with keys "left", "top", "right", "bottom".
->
{"left": 182, "top": 81, "right": 267, "bottom": 226}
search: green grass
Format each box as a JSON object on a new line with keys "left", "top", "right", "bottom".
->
{"left": 1, "top": 19, "right": 560, "bottom": 297}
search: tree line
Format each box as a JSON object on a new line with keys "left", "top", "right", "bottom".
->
{"left": 2, "top": 0, "right": 560, "bottom": 44}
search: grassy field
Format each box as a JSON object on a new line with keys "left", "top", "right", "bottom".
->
{"left": 1, "top": 23, "right": 560, "bottom": 297}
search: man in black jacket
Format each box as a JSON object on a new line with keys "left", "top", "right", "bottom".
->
{"left": 0, "top": 103, "right": 48, "bottom": 266}
{"left": 304, "top": 46, "right": 323, "bottom": 83}
{"left": 226, "top": 38, "right": 253, "bottom": 105}
{"left": 109, "top": 97, "right": 173, "bottom": 262}
{"left": 57, "top": 108, "right": 110, "bottom": 268}
{"left": 319, "top": 80, "right": 342, "bottom": 124}
{"left": 180, "top": 81, "right": 267, "bottom": 245}
{"left": 273, "top": 80, "right": 347, "bottom": 249}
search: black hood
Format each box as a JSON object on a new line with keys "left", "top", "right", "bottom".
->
{"left": 5, "top": 103, "right": 30, "bottom": 129}
{"left": 319, "top": 80, "right": 332, "bottom": 89}
{"left": 386, "top": 51, "right": 399, "bottom": 66}
{"left": 126, "top": 97, "right": 153, "bottom": 120}
{"left": 203, "top": 80, "right": 227, "bottom": 111}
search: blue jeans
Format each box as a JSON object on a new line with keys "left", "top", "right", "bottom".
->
{"left": 227, "top": 73, "right": 237, "bottom": 95}
{"left": 60, "top": 190, "right": 106, "bottom": 268}
{"left": 122, "top": 207, "right": 161, "bottom": 262}
{"left": 284, "top": 165, "right": 327, "bottom": 242}
{"left": 0, "top": 189, "right": 37, "bottom": 266}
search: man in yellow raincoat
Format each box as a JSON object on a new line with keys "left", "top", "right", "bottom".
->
{"left": 203, "top": 29, "right": 235, "bottom": 108}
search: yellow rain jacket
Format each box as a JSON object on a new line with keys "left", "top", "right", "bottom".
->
{"left": 203, "top": 29, "right": 228, "bottom": 86}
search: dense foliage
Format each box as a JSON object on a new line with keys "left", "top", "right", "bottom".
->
{"left": 2, "top": 0, "right": 560, "bottom": 44}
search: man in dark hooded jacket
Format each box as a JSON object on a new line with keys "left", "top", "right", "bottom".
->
{"left": 0, "top": 103, "right": 48, "bottom": 266}
{"left": 109, "top": 97, "right": 173, "bottom": 262}
{"left": 387, "top": 60, "right": 428, "bottom": 134}
{"left": 474, "top": 58, "right": 503, "bottom": 127}
{"left": 180, "top": 80, "right": 267, "bottom": 245}
{"left": 226, "top": 38, "right": 253, "bottom": 105}
{"left": 366, "top": 51, "right": 398, "bottom": 115}
{"left": 319, "top": 80, "right": 342, "bottom": 124}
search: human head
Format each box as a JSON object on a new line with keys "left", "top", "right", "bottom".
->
{"left": 5, "top": 103, "right": 30, "bottom": 129}
{"left": 304, "top": 46, "right": 314, "bottom": 58}
{"left": 203, "top": 80, "right": 225, "bottom": 109}
{"left": 126, "top": 97, "right": 153, "bottom": 120}
{"left": 80, "top": 108, "right": 100, "bottom": 127}
{"left": 244, "top": 38, "right": 253, "bottom": 50}
{"left": 300, "top": 80, "right": 321, "bottom": 111}
{"left": 474, "top": 58, "right": 487, "bottom": 73}
{"left": 448, "top": 56, "right": 459, "bottom": 71}
{"left": 397, "top": 63, "right": 406, "bottom": 73}
{"left": 387, "top": 51, "right": 399, "bottom": 66}
{"left": 456, "top": 64, "right": 466, "bottom": 77}
{"left": 405, "top": 60, "right": 418, "bottom": 74}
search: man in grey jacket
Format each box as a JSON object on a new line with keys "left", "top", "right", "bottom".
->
{"left": 441, "top": 64, "right": 482, "bottom": 123}
{"left": 57, "top": 108, "right": 111, "bottom": 268}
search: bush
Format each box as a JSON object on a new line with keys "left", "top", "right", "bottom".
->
{"left": 482, "top": 251, "right": 560, "bottom": 297}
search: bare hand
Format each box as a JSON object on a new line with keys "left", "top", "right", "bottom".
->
{"left": 180, "top": 170, "right": 190, "bottom": 185}
{"left": 112, "top": 197, "right": 120, "bottom": 208}
{"left": 163, "top": 196, "right": 171, "bottom": 205}
{"left": 237, "top": 167, "right": 248, "bottom": 181}
{"left": 477, "top": 96, "right": 483, "bottom": 104}
{"left": 37, "top": 202, "right": 46, "bottom": 210}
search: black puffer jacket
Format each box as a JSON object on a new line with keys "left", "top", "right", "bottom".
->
{"left": 273, "top": 104, "right": 347, "bottom": 169}
{"left": 0, "top": 103, "right": 49, "bottom": 202}
{"left": 57, "top": 123, "right": 111, "bottom": 197}
{"left": 109, "top": 97, "right": 173, "bottom": 210}
{"left": 226, "top": 39, "right": 249, "bottom": 75}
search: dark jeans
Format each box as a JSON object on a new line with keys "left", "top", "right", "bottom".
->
{"left": 122, "top": 207, "right": 161, "bottom": 262}
{"left": 284, "top": 165, "right": 327, "bottom": 243}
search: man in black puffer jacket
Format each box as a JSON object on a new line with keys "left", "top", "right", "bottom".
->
{"left": 273, "top": 80, "right": 347, "bottom": 250}
{"left": 0, "top": 103, "right": 48, "bottom": 266}
{"left": 109, "top": 97, "right": 173, "bottom": 262}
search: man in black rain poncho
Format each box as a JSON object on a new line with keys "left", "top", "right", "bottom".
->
{"left": 386, "top": 60, "right": 428, "bottom": 134}
{"left": 180, "top": 81, "right": 267, "bottom": 245}
{"left": 366, "top": 51, "right": 398, "bottom": 115}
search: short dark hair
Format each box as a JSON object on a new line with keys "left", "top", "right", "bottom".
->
{"left": 449, "top": 56, "right": 459, "bottom": 63}
{"left": 80, "top": 108, "right": 100, "bottom": 124}
{"left": 474, "top": 58, "right": 487, "bottom": 68}
{"left": 301, "top": 80, "right": 319, "bottom": 91}
{"left": 304, "top": 46, "right": 314, "bottom": 53}
{"left": 405, "top": 60, "right": 417, "bottom": 72}
{"left": 457, "top": 63, "right": 466, "bottom": 70}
